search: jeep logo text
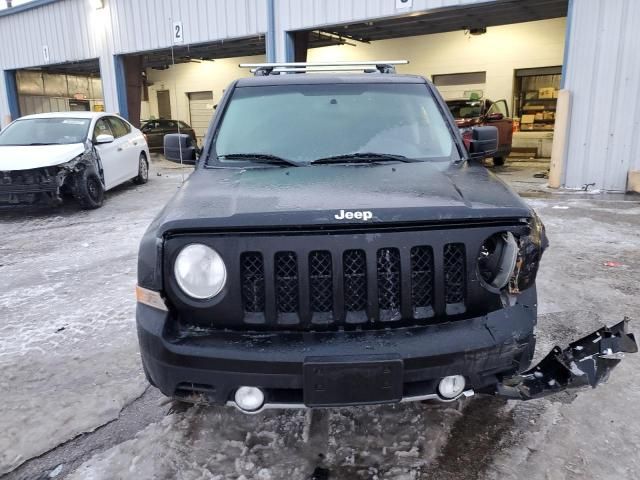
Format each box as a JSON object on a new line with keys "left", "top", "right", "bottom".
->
{"left": 334, "top": 209, "right": 373, "bottom": 221}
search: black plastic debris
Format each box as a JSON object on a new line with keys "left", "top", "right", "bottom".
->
{"left": 497, "top": 319, "right": 637, "bottom": 400}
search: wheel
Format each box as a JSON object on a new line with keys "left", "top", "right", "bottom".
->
{"left": 74, "top": 168, "right": 104, "bottom": 209}
{"left": 493, "top": 157, "right": 506, "bottom": 166}
{"left": 133, "top": 153, "right": 149, "bottom": 185}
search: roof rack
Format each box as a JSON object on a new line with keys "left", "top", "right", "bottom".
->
{"left": 239, "top": 60, "right": 409, "bottom": 76}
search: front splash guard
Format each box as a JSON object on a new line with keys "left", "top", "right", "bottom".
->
{"left": 497, "top": 319, "right": 637, "bottom": 400}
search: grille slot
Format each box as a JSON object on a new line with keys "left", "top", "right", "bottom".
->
{"left": 443, "top": 243, "right": 466, "bottom": 314}
{"left": 377, "top": 248, "right": 401, "bottom": 322}
{"left": 274, "top": 252, "right": 299, "bottom": 319}
{"left": 309, "top": 251, "right": 333, "bottom": 313}
{"left": 343, "top": 249, "right": 367, "bottom": 323}
{"left": 410, "top": 246, "right": 434, "bottom": 319}
{"left": 241, "top": 252, "right": 265, "bottom": 314}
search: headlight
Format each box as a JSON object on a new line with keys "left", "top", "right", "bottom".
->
{"left": 478, "top": 232, "right": 519, "bottom": 290}
{"left": 512, "top": 213, "right": 548, "bottom": 292}
{"left": 174, "top": 244, "right": 226, "bottom": 299}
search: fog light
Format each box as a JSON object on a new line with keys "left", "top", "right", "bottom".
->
{"left": 438, "top": 375, "right": 466, "bottom": 399}
{"left": 234, "top": 386, "right": 265, "bottom": 412}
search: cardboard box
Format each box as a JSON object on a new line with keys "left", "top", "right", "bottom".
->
{"left": 521, "top": 114, "right": 536, "bottom": 124}
{"left": 535, "top": 113, "right": 545, "bottom": 121}
{"left": 628, "top": 171, "right": 640, "bottom": 193}
{"left": 539, "top": 87, "right": 555, "bottom": 99}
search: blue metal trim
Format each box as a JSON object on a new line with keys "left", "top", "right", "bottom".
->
{"left": 3, "top": 69, "right": 20, "bottom": 120}
{"left": 284, "top": 31, "right": 295, "bottom": 62}
{"left": 114, "top": 55, "right": 129, "bottom": 119}
{"left": 0, "top": 0, "right": 60, "bottom": 18}
{"left": 266, "top": 0, "right": 276, "bottom": 62}
{"left": 561, "top": 0, "right": 574, "bottom": 89}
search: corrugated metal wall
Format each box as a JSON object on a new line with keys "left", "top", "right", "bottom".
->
{"left": 107, "top": 0, "right": 268, "bottom": 54}
{"left": 273, "top": 0, "right": 498, "bottom": 58}
{"left": 276, "top": 0, "right": 495, "bottom": 30}
{"left": 562, "top": 0, "right": 640, "bottom": 191}
{"left": 0, "top": 0, "right": 99, "bottom": 69}
{"left": 0, "top": 0, "right": 267, "bottom": 125}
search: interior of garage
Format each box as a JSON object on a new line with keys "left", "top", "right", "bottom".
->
{"left": 13, "top": 59, "right": 104, "bottom": 116}
{"left": 121, "top": 34, "right": 349, "bottom": 146}
{"left": 290, "top": 0, "right": 568, "bottom": 161}
{"left": 112, "top": 36, "right": 266, "bottom": 145}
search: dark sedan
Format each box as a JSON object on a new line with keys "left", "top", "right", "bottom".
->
{"left": 140, "top": 119, "right": 197, "bottom": 152}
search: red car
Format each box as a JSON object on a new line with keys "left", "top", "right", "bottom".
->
{"left": 446, "top": 99, "right": 513, "bottom": 166}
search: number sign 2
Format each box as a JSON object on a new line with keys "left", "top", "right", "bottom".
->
{"left": 173, "top": 21, "right": 184, "bottom": 44}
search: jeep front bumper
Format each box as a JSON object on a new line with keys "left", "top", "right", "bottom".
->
{"left": 497, "top": 319, "right": 637, "bottom": 400}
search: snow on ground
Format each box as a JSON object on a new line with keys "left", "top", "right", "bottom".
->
{"left": 67, "top": 402, "right": 464, "bottom": 480}
{"left": 2, "top": 161, "right": 639, "bottom": 479}
{"left": 0, "top": 159, "right": 190, "bottom": 474}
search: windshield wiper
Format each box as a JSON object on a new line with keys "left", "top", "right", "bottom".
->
{"left": 311, "top": 153, "right": 414, "bottom": 164}
{"left": 217, "top": 153, "right": 299, "bottom": 167}
{"left": 26, "top": 142, "right": 57, "bottom": 146}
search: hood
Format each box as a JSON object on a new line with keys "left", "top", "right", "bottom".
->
{"left": 455, "top": 118, "right": 481, "bottom": 128}
{"left": 0, "top": 143, "right": 86, "bottom": 171}
{"left": 152, "top": 161, "right": 532, "bottom": 233}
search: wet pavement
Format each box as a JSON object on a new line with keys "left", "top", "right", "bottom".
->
{"left": 1, "top": 158, "right": 639, "bottom": 479}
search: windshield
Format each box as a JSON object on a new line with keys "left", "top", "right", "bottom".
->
{"left": 446, "top": 100, "right": 483, "bottom": 119}
{"left": 0, "top": 117, "right": 91, "bottom": 146}
{"left": 212, "top": 83, "right": 457, "bottom": 165}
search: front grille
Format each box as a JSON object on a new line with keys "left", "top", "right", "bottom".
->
{"left": 239, "top": 242, "right": 468, "bottom": 329}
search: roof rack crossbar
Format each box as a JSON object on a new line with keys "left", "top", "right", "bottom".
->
{"left": 239, "top": 60, "right": 409, "bottom": 76}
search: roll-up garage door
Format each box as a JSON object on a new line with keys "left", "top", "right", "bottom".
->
{"left": 188, "top": 91, "right": 214, "bottom": 145}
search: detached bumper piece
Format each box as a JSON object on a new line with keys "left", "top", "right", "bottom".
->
{"left": 497, "top": 319, "right": 637, "bottom": 400}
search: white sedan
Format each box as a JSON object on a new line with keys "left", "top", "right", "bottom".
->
{"left": 0, "top": 112, "right": 150, "bottom": 209}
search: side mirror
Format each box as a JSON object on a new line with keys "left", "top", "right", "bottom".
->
{"left": 95, "top": 134, "right": 114, "bottom": 144}
{"left": 486, "top": 113, "right": 504, "bottom": 122}
{"left": 164, "top": 133, "right": 197, "bottom": 164}
{"left": 469, "top": 126, "right": 498, "bottom": 159}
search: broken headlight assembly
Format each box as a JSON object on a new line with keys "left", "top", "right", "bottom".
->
{"left": 174, "top": 244, "right": 227, "bottom": 299}
{"left": 478, "top": 213, "right": 548, "bottom": 295}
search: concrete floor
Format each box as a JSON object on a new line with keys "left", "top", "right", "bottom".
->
{"left": 1, "top": 157, "right": 639, "bottom": 479}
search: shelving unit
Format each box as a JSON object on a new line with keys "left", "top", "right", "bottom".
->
{"left": 513, "top": 66, "right": 562, "bottom": 132}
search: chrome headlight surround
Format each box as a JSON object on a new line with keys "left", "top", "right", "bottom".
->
{"left": 174, "top": 244, "right": 227, "bottom": 299}
{"left": 477, "top": 231, "right": 519, "bottom": 292}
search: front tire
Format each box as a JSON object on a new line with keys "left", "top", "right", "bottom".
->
{"left": 133, "top": 153, "right": 149, "bottom": 185}
{"left": 493, "top": 157, "right": 506, "bottom": 166}
{"left": 74, "top": 168, "right": 104, "bottom": 209}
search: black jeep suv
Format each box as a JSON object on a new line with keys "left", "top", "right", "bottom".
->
{"left": 136, "top": 62, "right": 636, "bottom": 413}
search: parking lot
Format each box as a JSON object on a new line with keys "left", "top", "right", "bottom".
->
{"left": 1, "top": 157, "right": 639, "bottom": 480}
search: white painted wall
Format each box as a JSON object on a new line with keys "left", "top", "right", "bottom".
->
{"left": 144, "top": 54, "right": 265, "bottom": 125}
{"left": 307, "top": 18, "right": 566, "bottom": 115}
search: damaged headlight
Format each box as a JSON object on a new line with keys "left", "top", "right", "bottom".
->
{"left": 478, "top": 232, "right": 519, "bottom": 291}
{"left": 478, "top": 213, "right": 548, "bottom": 294}
{"left": 174, "top": 244, "right": 227, "bottom": 299}
{"left": 509, "top": 212, "right": 549, "bottom": 293}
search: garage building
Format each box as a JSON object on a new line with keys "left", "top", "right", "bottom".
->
{"left": 0, "top": 0, "right": 639, "bottom": 192}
